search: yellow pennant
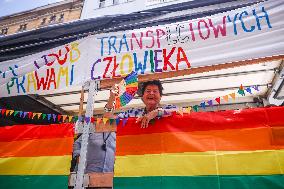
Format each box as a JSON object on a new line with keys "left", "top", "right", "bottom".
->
{"left": 229, "top": 93, "right": 236, "bottom": 100}
{"left": 103, "top": 118, "right": 109, "bottom": 125}
{"left": 9, "top": 110, "right": 14, "bottom": 116}
{"left": 223, "top": 95, "right": 229, "bottom": 102}
{"left": 185, "top": 107, "right": 192, "bottom": 113}
{"left": 68, "top": 116, "right": 73, "bottom": 122}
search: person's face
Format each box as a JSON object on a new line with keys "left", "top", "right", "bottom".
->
{"left": 142, "top": 84, "right": 161, "bottom": 108}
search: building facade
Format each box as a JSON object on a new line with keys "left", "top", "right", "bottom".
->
{"left": 81, "top": 0, "right": 191, "bottom": 19}
{"left": 0, "top": 0, "right": 83, "bottom": 36}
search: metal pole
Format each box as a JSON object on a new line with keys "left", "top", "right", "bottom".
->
{"left": 75, "top": 80, "right": 99, "bottom": 189}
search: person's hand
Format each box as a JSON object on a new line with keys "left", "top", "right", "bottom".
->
{"left": 110, "top": 84, "right": 119, "bottom": 99}
{"left": 136, "top": 110, "right": 158, "bottom": 128}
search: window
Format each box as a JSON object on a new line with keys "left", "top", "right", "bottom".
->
{"left": 1, "top": 28, "right": 8, "bottom": 35}
{"left": 41, "top": 18, "right": 47, "bottom": 25}
{"left": 99, "top": 0, "right": 105, "bottom": 8}
{"left": 49, "top": 15, "right": 56, "bottom": 23}
{"left": 113, "top": 0, "right": 119, "bottom": 5}
{"left": 58, "top": 13, "right": 64, "bottom": 22}
{"left": 18, "top": 24, "right": 27, "bottom": 32}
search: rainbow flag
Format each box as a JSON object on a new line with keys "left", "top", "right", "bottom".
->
{"left": 0, "top": 123, "right": 74, "bottom": 189}
{"left": 114, "top": 107, "right": 284, "bottom": 189}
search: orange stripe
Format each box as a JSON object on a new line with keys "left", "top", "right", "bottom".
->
{"left": 0, "top": 137, "right": 74, "bottom": 157}
{"left": 116, "top": 126, "right": 284, "bottom": 156}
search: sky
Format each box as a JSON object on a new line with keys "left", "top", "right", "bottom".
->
{"left": 0, "top": 0, "right": 65, "bottom": 17}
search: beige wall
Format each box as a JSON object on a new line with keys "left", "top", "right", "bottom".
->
{"left": 0, "top": 0, "right": 83, "bottom": 36}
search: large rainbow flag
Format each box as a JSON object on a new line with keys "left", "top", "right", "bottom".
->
{"left": 0, "top": 123, "right": 74, "bottom": 189}
{"left": 114, "top": 106, "right": 284, "bottom": 189}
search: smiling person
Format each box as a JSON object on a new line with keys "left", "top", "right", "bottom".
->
{"left": 105, "top": 80, "right": 175, "bottom": 128}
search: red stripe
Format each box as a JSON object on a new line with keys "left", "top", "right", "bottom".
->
{"left": 0, "top": 123, "right": 74, "bottom": 142}
{"left": 117, "top": 107, "right": 284, "bottom": 136}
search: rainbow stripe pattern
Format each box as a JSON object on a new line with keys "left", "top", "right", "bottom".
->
{"left": 0, "top": 123, "right": 74, "bottom": 189}
{"left": 115, "top": 71, "right": 138, "bottom": 109}
{"left": 114, "top": 107, "right": 284, "bottom": 189}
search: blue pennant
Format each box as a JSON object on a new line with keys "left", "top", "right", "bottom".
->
{"left": 200, "top": 102, "right": 206, "bottom": 109}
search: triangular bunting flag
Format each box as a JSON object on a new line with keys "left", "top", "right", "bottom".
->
{"left": 52, "top": 114, "right": 57, "bottom": 122}
{"left": 223, "top": 95, "right": 229, "bottom": 102}
{"left": 115, "top": 118, "right": 120, "bottom": 126}
{"left": 62, "top": 115, "right": 67, "bottom": 122}
{"left": 28, "top": 112, "right": 33, "bottom": 119}
{"left": 109, "top": 119, "right": 114, "bottom": 125}
{"left": 207, "top": 100, "right": 213, "bottom": 107}
{"left": 245, "top": 87, "right": 252, "bottom": 94}
{"left": 78, "top": 116, "right": 83, "bottom": 122}
{"left": 103, "top": 118, "right": 109, "bottom": 124}
{"left": 47, "top": 114, "right": 51, "bottom": 121}
{"left": 68, "top": 116, "right": 73, "bottom": 122}
{"left": 239, "top": 84, "right": 244, "bottom": 90}
{"left": 252, "top": 85, "right": 260, "bottom": 91}
{"left": 23, "top": 112, "right": 28, "bottom": 118}
{"left": 186, "top": 107, "right": 192, "bottom": 113}
{"left": 192, "top": 105, "right": 199, "bottom": 112}
{"left": 6, "top": 110, "right": 10, "bottom": 116}
{"left": 1, "top": 109, "right": 6, "bottom": 116}
{"left": 58, "top": 115, "right": 62, "bottom": 122}
{"left": 32, "top": 113, "right": 37, "bottom": 119}
{"left": 237, "top": 88, "right": 245, "bottom": 96}
{"left": 229, "top": 93, "right": 236, "bottom": 100}
{"left": 37, "top": 113, "right": 42, "bottom": 119}
{"left": 19, "top": 111, "right": 23, "bottom": 117}
{"left": 85, "top": 117, "right": 90, "bottom": 124}
{"left": 91, "top": 117, "right": 95, "bottom": 123}
{"left": 97, "top": 118, "right": 102, "bottom": 125}
{"left": 200, "top": 102, "right": 206, "bottom": 109}
{"left": 122, "top": 118, "right": 128, "bottom": 127}
{"left": 9, "top": 110, "right": 14, "bottom": 116}
{"left": 215, "top": 97, "right": 221, "bottom": 104}
{"left": 42, "top": 113, "right": 47, "bottom": 120}
{"left": 13, "top": 111, "right": 19, "bottom": 117}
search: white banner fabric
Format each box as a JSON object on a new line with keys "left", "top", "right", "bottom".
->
{"left": 0, "top": 0, "right": 283, "bottom": 97}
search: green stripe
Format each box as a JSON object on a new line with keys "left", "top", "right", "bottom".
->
{"left": 114, "top": 175, "right": 284, "bottom": 189}
{"left": 0, "top": 175, "right": 68, "bottom": 189}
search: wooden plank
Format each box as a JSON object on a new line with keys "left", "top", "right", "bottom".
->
{"left": 88, "top": 172, "right": 114, "bottom": 187}
{"left": 69, "top": 172, "right": 113, "bottom": 187}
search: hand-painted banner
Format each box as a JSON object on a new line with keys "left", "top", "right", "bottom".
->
{"left": 114, "top": 106, "right": 284, "bottom": 189}
{"left": 0, "top": 0, "right": 283, "bottom": 97}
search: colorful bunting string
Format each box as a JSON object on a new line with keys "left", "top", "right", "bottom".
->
{"left": 0, "top": 84, "right": 260, "bottom": 126}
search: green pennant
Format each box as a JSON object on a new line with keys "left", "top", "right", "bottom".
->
{"left": 193, "top": 105, "right": 199, "bottom": 112}
{"left": 109, "top": 119, "right": 114, "bottom": 125}
{"left": 13, "top": 111, "right": 19, "bottom": 117}
{"left": 42, "top": 114, "right": 47, "bottom": 120}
